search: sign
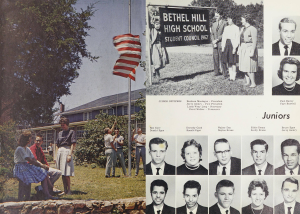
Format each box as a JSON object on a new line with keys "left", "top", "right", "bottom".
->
{"left": 159, "top": 7, "right": 210, "bottom": 47}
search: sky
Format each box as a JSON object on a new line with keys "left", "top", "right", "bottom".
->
{"left": 58, "top": 0, "right": 146, "bottom": 111}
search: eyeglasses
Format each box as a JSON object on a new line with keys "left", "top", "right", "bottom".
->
{"left": 215, "top": 150, "right": 230, "bottom": 155}
{"left": 36, "top": 140, "right": 42, "bottom": 142}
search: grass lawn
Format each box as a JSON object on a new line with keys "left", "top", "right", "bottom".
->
{"left": 2, "top": 164, "right": 145, "bottom": 202}
{"left": 147, "top": 52, "right": 264, "bottom": 95}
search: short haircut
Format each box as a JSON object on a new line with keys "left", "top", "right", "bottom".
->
{"left": 214, "top": 138, "right": 230, "bottom": 152}
{"left": 250, "top": 139, "right": 268, "bottom": 152}
{"left": 149, "top": 137, "right": 168, "bottom": 150}
{"left": 277, "top": 57, "right": 300, "bottom": 81}
{"left": 35, "top": 132, "right": 43, "bottom": 139}
{"left": 183, "top": 180, "right": 201, "bottom": 195}
{"left": 216, "top": 179, "right": 235, "bottom": 192}
{"left": 281, "top": 139, "right": 300, "bottom": 154}
{"left": 18, "top": 131, "right": 32, "bottom": 147}
{"left": 104, "top": 128, "right": 110, "bottom": 134}
{"left": 241, "top": 13, "right": 253, "bottom": 25}
{"left": 150, "top": 179, "right": 168, "bottom": 194}
{"left": 181, "top": 139, "right": 202, "bottom": 160}
{"left": 247, "top": 179, "right": 269, "bottom": 198}
{"left": 59, "top": 117, "right": 69, "bottom": 126}
{"left": 279, "top": 18, "right": 297, "bottom": 30}
{"left": 282, "top": 177, "right": 299, "bottom": 190}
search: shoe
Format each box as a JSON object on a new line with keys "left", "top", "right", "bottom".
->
{"left": 105, "top": 175, "right": 110, "bottom": 178}
{"left": 53, "top": 187, "right": 62, "bottom": 194}
{"left": 58, "top": 192, "right": 65, "bottom": 196}
{"left": 112, "top": 175, "right": 120, "bottom": 177}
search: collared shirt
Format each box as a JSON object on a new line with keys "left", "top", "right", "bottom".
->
{"left": 221, "top": 24, "right": 240, "bottom": 52}
{"left": 254, "top": 161, "right": 268, "bottom": 175}
{"left": 114, "top": 135, "right": 124, "bottom": 149}
{"left": 134, "top": 134, "right": 146, "bottom": 147}
{"left": 104, "top": 134, "right": 113, "bottom": 148}
{"left": 151, "top": 162, "right": 165, "bottom": 175}
{"left": 217, "top": 203, "right": 230, "bottom": 214}
{"left": 154, "top": 204, "right": 164, "bottom": 214}
{"left": 217, "top": 160, "right": 231, "bottom": 175}
{"left": 284, "top": 201, "right": 296, "bottom": 214}
{"left": 186, "top": 204, "right": 198, "bottom": 214}
{"left": 30, "top": 143, "right": 48, "bottom": 166}
{"left": 279, "top": 41, "right": 292, "bottom": 56}
{"left": 285, "top": 165, "right": 299, "bottom": 175}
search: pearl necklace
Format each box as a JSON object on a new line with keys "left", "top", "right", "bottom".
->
{"left": 185, "top": 163, "right": 200, "bottom": 170}
{"left": 283, "top": 84, "right": 296, "bottom": 91}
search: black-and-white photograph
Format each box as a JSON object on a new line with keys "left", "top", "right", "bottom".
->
{"left": 274, "top": 136, "right": 300, "bottom": 175}
{"left": 176, "top": 136, "right": 208, "bottom": 175}
{"left": 209, "top": 177, "right": 241, "bottom": 214}
{"left": 175, "top": 176, "right": 208, "bottom": 214}
{"left": 241, "top": 177, "right": 273, "bottom": 214}
{"left": 146, "top": 176, "right": 176, "bottom": 214}
{"left": 272, "top": 16, "right": 300, "bottom": 56}
{"left": 274, "top": 176, "right": 300, "bottom": 214}
{"left": 272, "top": 57, "right": 300, "bottom": 95}
{"left": 242, "top": 136, "right": 274, "bottom": 175}
{"left": 146, "top": 0, "right": 264, "bottom": 95}
{"left": 146, "top": 136, "right": 176, "bottom": 175}
{"left": 208, "top": 136, "right": 241, "bottom": 175}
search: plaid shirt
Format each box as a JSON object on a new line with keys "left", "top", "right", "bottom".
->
{"left": 30, "top": 143, "right": 49, "bottom": 166}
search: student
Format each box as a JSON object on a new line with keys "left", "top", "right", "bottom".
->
{"left": 103, "top": 120, "right": 117, "bottom": 178}
{"left": 113, "top": 127, "right": 127, "bottom": 176}
{"left": 132, "top": 128, "right": 146, "bottom": 176}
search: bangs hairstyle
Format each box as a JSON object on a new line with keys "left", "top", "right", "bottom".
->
{"left": 279, "top": 18, "right": 297, "bottom": 30}
{"left": 248, "top": 179, "right": 269, "bottom": 198}
{"left": 59, "top": 116, "right": 69, "bottom": 126}
{"left": 181, "top": 139, "right": 202, "bottom": 161}
{"left": 277, "top": 57, "right": 300, "bottom": 81}
{"left": 18, "top": 131, "right": 32, "bottom": 147}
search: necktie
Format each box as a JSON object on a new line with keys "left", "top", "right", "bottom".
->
{"left": 290, "top": 170, "right": 294, "bottom": 175}
{"left": 222, "top": 167, "right": 226, "bottom": 175}
{"left": 258, "top": 170, "right": 262, "bottom": 175}
{"left": 157, "top": 211, "right": 161, "bottom": 214}
{"left": 284, "top": 45, "right": 289, "bottom": 56}
{"left": 156, "top": 168, "right": 161, "bottom": 175}
{"left": 226, "top": 210, "right": 229, "bottom": 214}
{"left": 190, "top": 212, "right": 193, "bottom": 214}
{"left": 288, "top": 207, "right": 292, "bottom": 214}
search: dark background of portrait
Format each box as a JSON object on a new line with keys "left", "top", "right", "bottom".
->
{"left": 272, "top": 16, "right": 300, "bottom": 44}
{"left": 242, "top": 136, "right": 274, "bottom": 169}
{"left": 274, "top": 136, "right": 300, "bottom": 169}
{"left": 241, "top": 176, "right": 273, "bottom": 208}
{"left": 146, "top": 176, "right": 176, "bottom": 206}
{"left": 272, "top": 56, "right": 300, "bottom": 87}
{"left": 175, "top": 175, "right": 209, "bottom": 208}
{"left": 208, "top": 136, "right": 241, "bottom": 163}
{"left": 176, "top": 135, "right": 208, "bottom": 169}
{"left": 274, "top": 176, "right": 300, "bottom": 206}
{"left": 146, "top": 135, "right": 176, "bottom": 166}
{"left": 209, "top": 176, "right": 241, "bottom": 211}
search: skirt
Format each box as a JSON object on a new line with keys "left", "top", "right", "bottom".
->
{"left": 222, "top": 39, "right": 238, "bottom": 64}
{"left": 14, "top": 162, "right": 48, "bottom": 185}
{"left": 151, "top": 43, "right": 169, "bottom": 70}
{"left": 56, "top": 146, "right": 74, "bottom": 176}
{"left": 239, "top": 42, "right": 258, "bottom": 73}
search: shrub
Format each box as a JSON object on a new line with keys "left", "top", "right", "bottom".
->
{"left": 45, "top": 154, "right": 53, "bottom": 163}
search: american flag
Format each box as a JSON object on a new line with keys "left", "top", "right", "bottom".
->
{"left": 113, "top": 34, "right": 141, "bottom": 81}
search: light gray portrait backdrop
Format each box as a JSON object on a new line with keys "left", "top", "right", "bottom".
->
{"left": 241, "top": 176, "right": 273, "bottom": 208}
{"left": 175, "top": 176, "right": 209, "bottom": 208}
{"left": 208, "top": 136, "right": 241, "bottom": 163}
{"left": 241, "top": 136, "right": 274, "bottom": 169}
{"left": 176, "top": 136, "right": 208, "bottom": 169}
{"left": 272, "top": 16, "right": 300, "bottom": 44}
{"left": 146, "top": 135, "right": 177, "bottom": 166}
{"left": 272, "top": 56, "right": 300, "bottom": 87}
{"left": 274, "top": 136, "right": 300, "bottom": 169}
{"left": 146, "top": 176, "right": 176, "bottom": 206}
{"left": 209, "top": 176, "right": 241, "bottom": 211}
{"left": 274, "top": 176, "right": 300, "bottom": 206}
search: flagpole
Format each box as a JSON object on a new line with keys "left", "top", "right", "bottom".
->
{"left": 128, "top": 0, "right": 132, "bottom": 177}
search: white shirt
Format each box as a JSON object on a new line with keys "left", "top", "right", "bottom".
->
{"left": 217, "top": 203, "right": 230, "bottom": 214}
{"left": 254, "top": 161, "right": 268, "bottom": 175}
{"left": 217, "top": 160, "right": 231, "bottom": 175}
{"left": 14, "top": 146, "right": 34, "bottom": 163}
{"left": 154, "top": 204, "right": 164, "bottom": 214}
{"left": 186, "top": 204, "right": 198, "bottom": 214}
{"left": 284, "top": 201, "right": 296, "bottom": 214}
{"left": 279, "top": 41, "right": 292, "bottom": 56}
{"left": 221, "top": 24, "right": 240, "bottom": 52}
{"left": 151, "top": 162, "right": 165, "bottom": 175}
{"left": 104, "top": 134, "right": 113, "bottom": 148}
{"left": 285, "top": 165, "right": 299, "bottom": 175}
{"left": 114, "top": 135, "right": 124, "bottom": 149}
{"left": 134, "top": 134, "right": 146, "bottom": 147}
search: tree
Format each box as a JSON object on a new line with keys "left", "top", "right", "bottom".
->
{"left": 134, "top": 93, "right": 145, "bottom": 123}
{"left": 0, "top": 0, "right": 98, "bottom": 126}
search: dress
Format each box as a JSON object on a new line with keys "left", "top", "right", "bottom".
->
{"left": 221, "top": 24, "right": 240, "bottom": 65}
{"left": 13, "top": 146, "right": 48, "bottom": 185}
{"left": 239, "top": 25, "right": 258, "bottom": 73}
{"left": 55, "top": 129, "right": 76, "bottom": 176}
{"left": 177, "top": 164, "right": 208, "bottom": 175}
{"left": 272, "top": 83, "right": 300, "bottom": 95}
{"left": 242, "top": 204, "right": 273, "bottom": 214}
{"left": 150, "top": 28, "right": 169, "bottom": 69}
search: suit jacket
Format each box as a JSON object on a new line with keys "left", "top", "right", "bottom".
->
{"left": 209, "top": 157, "right": 241, "bottom": 175}
{"left": 145, "top": 162, "right": 176, "bottom": 175}
{"left": 242, "top": 204, "right": 273, "bottom": 214}
{"left": 275, "top": 201, "right": 300, "bottom": 214}
{"left": 242, "top": 162, "right": 273, "bottom": 175}
{"left": 146, "top": 203, "right": 175, "bottom": 214}
{"left": 275, "top": 164, "right": 300, "bottom": 175}
{"left": 209, "top": 203, "right": 240, "bottom": 214}
{"left": 176, "top": 203, "right": 208, "bottom": 214}
{"left": 272, "top": 41, "right": 300, "bottom": 55}
{"left": 211, "top": 19, "right": 227, "bottom": 49}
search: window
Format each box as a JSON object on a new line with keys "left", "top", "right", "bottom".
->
{"left": 83, "top": 112, "right": 92, "bottom": 120}
{"left": 76, "top": 126, "right": 85, "bottom": 139}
